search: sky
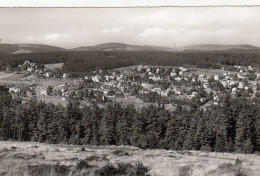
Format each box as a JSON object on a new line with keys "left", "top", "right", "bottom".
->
{"left": 0, "top": 7, "right": 260, "bottom": 49}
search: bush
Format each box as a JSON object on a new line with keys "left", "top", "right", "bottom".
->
{"left": 95, "top": 161, "right": 150, "bottom": 176}
{"left": 178, "top": 165, "right": 193, "bottom": 176}
{"left": 207, "top": 159, "right": 248, "bottom": 176}
{"left": 70, "top": 159, "right": 96, "bottom": 176}
{"left": 27, "top": 164, "right": 70, "bottom": 176}
{"left": 134, "top": 161, "right": 150, "bottom": 176}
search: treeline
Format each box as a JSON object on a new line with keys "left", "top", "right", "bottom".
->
{"left": 0, "top": 86, "right": 259, "bottom": 153}
{"left": 1, "top": 50, "right": 260, "bottom": 72}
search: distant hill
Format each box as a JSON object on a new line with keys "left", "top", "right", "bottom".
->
{"left": 72, "top": 43, "right": 175, "bottom": 51}
{"left": 0, "top": 51, "right": 7, "bottom": 55}
{"left": 0, "top": 43, "right": 65, "bottom": 55}
{"left": 182, "top": 44, "right": 259, "bottom": 51}
{"left": 1, "top": 43, "right": 259, "bottom": 54}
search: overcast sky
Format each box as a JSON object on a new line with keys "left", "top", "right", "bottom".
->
{"left": 0, "top": 7, "right": 259, "bottom": 49}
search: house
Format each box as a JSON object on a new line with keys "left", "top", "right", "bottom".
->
{"left": 9, "top": 87, "right": 20, "bottom": 93}
{"left": 221, "top": 80, "right": 228, "bottom": 88}
{"left": 27, "top": 67, "right": 34, "bottom": 73}
{"left": 146, "top": 67, "right": 151, "bottom": 72}
{"left": 92, "top": 75, "right": 101, "bottom": 82}
{"left": 203, "top": 83, "right": 208, "bottom": 88}
{"left": 45, "top": 72, "right": 53, "bottom": 78}
{"left": 170, "top": 72, "right": 177, "bottom": 77}
{"left": 152, "top": 87, "right": 162, "bottom": 93}
{"left": 213, "top": 95, "right": 219, "bottom": 101}
{"left": 232, "top": 87, "right": 237, "bottom": 92}
{"left": 149, "top": 75, "right": 161, "bottom": 81}
{"left": 142, "top": 82, "right": 154, "bottom": 90}
{"left": 248, "top": 66, "right": 253, "bottom": 71}
{"left": 181, "top": 68, "right": 187, "bottom": 72}
{"left": 39, "top": 89, "right": 47, "bottom": 96}
{"left": 238, "top": 82, "right": 244, "bottom": 89}
{"left": 237, "top": 73, "right": 244, "bottom": 79}
{"left": 214, "top": 75, "right": 219, "bottom": 81}
{"left": 173, "top": 87, "right": 182, "bottom": 95}
{"left": 104, "top": 75, "right": 110, "bottom": 80}
{"left": 55, "top": 84, "right": 67, "bottom": 92}
{"left": 137, "top": 65, "right": 143, "bottom": 71}
{"left": 174, "top": 77, "right": 182, "bottom": 81}
{"left": 191, "top": 91, "right": 198, "bottom": 97}
{"left": 63, "top": 73, "right": 68, "bottom": 78}
{"left": 160, "top": 90, "right": 169, "bottom": 97}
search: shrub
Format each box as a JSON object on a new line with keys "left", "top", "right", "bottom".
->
{"left": 70, "top": 159, "right": 94, "bottom": 176}
{"left": 95, "top": 161, "right": 150, "bottom": 176}
{"left": 134, "top": 161, "right": 150, "bottom": 176}
{"left": 178, "top": 165, "right": 193, "bottom": 176}
{"left": 27, "top": 164, "right": 70, "bottom": 176}
{"left": 96, "top": 163, "right": 118, "bottom": 176}
{"left": 207, "top": 159, "right": 248, "bottom": 176}
{"left": 112, "top": 150, "right": 130, "bottom": 156}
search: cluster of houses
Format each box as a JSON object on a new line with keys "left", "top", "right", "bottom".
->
{"left": 17, "top": 61, "right": 64, "bottom": 78}
{"left": 6, "top": 63, "right": 260, "bottom": 107}
{"left": 60, "top": 64, "right": 259, "bottom": 105}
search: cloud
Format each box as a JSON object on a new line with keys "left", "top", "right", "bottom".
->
{"left": 139, "top": 28, "right": 181, "bottom": 38}
{"left": 101, "top": 27, "right": 122, "bottom": 34}
{"left": 139, "top": 28, "right": 166, "bottom": 37}
{"left": 26, "top": 33, "right": 70, "bottom": 41}
{"left": 44, "top": 33, "right": 60, "bottom": 40}
{"left": 2, "top": 8, "right": 260, "bottom": 48}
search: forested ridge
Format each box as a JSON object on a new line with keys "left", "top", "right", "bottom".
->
{"left": 1, "top": 50, "right": 260, "bottom": 72}
{"left": 0, "top": 86, "right": 259, "bottom": 154}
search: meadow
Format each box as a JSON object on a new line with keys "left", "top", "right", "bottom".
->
{"left": 0, "top": 141, "right": 259, "bottom": 176}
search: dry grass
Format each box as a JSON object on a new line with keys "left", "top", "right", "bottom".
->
{"left": 0, "top": 141, "right": 259, "bottom": 176}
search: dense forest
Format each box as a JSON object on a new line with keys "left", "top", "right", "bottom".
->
{"left": 1, "top": 50, "right": 260, "bottom": 72}
{"left": 0, "top": 86, "right": 259, "bottom": 154}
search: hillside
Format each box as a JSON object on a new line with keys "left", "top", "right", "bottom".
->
{"left": 0, "top": 141, "right": 259, "bottom": 176}
{"left": 0, "top": 43, "right": 259, "bottom": 54}
{"left": 72, "top": 43, "right": 175, "bottom": 51}
{"left": 1, "top": 50, "right": 260, "bottom": 72}
{"left": 0, "top": 43, "right": 65, "bottom": 54}
{"left": 182, "top": 44, "right": 259, "bottom": 51}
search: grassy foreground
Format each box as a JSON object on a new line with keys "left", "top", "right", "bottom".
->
{"left": 0, "top": 141, "right": 259, "bottom": 176}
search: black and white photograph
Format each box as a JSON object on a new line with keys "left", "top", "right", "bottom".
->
{"left": 0, "top": 6, "right": 260, "bottom": 176}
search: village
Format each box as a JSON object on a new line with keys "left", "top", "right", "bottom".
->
{"left": 1, "top": 60, "right": 259, "bottom": 109}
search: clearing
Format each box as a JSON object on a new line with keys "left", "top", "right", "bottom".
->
{"left": 44, "top": 63, "right": 64, "bottom": 70}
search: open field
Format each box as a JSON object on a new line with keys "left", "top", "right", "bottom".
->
{"left": 0, "top": 72, "right": 25, "bottom": 80}
{"left": 0, "top": 76, "right": 81, "bottom": 89}
{"left": 110, "top": 96, "right": 177, "bottom": 110}
{"left": 0, "top": 141, "right": 259, "bottom": 176}
{"left": 37, "top": 95, "right": 68, "bottom": 106}
{"left": 186, "top": 68, "right": 237, "bottom": 76}
{"left": 44, "top": 63, "right": 64, "bottom": 70}
{"left": 110, "top": 96, "right": 153, "bottom": 108}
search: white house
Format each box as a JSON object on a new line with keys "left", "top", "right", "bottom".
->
{"left": 9, "top": 87, "right": 20, "bottom": 93}
{"left": 214, "top": 75, "right": 219, "bottom": 81}
{"left": 39, "top": 88, "right": 47, "bottom": 96}
{"left": 170, "top": 72, "right": 177, "bottom": 77}
{"left": 45, "top": 72, "right": 53, "bottom": 78}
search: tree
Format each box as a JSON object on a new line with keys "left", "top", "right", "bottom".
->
{"left": 46, "top": 86, "right": 53, "bottom": 95}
